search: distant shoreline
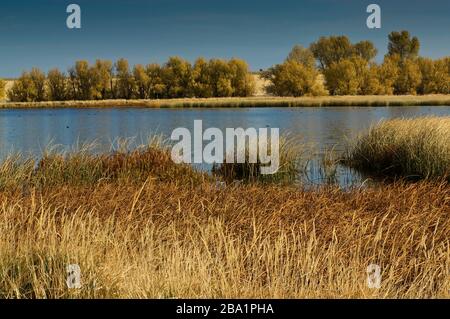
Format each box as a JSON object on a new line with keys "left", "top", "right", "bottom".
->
{"left": 2, "top": 95, "right": 450, "bottom": 109}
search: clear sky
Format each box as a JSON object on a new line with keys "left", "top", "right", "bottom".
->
{"left": 1, "top": 0, "right": 450, "bottom": 77}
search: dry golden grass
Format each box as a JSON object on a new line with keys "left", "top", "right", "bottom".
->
{"left": 2, "top": 95, "right": 450, "bottom": 108}
{"left": 0, "top": 146, "right": 448, "bottom": 298}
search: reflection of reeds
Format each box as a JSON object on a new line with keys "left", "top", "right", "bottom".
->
{"left": 3, "top": 95, "right": 450, "bottom": 108}
{"left": 346, "top": 116, "right": 450, "bottom": 181}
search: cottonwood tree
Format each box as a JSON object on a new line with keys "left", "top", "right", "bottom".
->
{"left": 208, "top": 59, "right": 233, "bottom": 97}
{"left": 163, "top": 57, "right": 193, "bottom": 98}
{"left": 354, "top": 41, "right": 378, "bottom": 62}
{"left": 192, "top": 58, "right": 213, "bottom": 98}
{"left": 115, "top": 58, "right": 135, "bottom": 99}
{"left": 133, "top": 64, "right": 150, "bottom": 99}
{"left": 92, "top": 60, "right": 113, "bottom": 99}
{"left": 286, "top": 45, "right": 316, "bottom": 68}
{"left": 417, "top": 57, "right": 450, "bottom": 94}
{"left": 263, "top": 60, "right": 327, "bottom": 97}
{"left": 324, "top": 58, "right": 360, "bottom": 95}
{"left": 8, "top": 72, "right": 37, "bottom": 102}
{"left": 387, "top": 31, "right": 420, "bottom": 60}
{"left": 68, "top": 60, "right": 95, "bottom": 100}
{"left": 393, "top": 56, "right": 422, "bottom": 95}
{"left": 47, "top": 68, "right": 67, "bottom": 101}
{"left": 310, "top": 36, "right": 354, "bottom": 70}
{"left": 29, "top": 68, "right": 46, "bottom": 101}
{"left": 228, "top": 58, "right": 255, "bottom": 97}
{"left": 146, "top": 63, "right": 166, "bottom": 99}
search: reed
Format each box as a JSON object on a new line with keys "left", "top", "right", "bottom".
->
{"left": 2, "top": 95, "right": 450, "bottom": 109}
{"left": 212, "top": 135, "right": 306, "bottom": 184}
{"left": 346, "top": 116, "right": 450, "bottom": 181}
{"left": 0, "top": 178, "right": 448, "bottom": 298}
{"left": 0, "top": 142, "right": 448, "bottom": 298}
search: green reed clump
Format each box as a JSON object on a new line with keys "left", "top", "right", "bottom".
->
{"left": 346, "top": 116, "right": 450, "bottom": 181}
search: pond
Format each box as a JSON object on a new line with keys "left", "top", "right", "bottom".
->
{"left": 1, "top": 106, "right": 450, "bottom": 187}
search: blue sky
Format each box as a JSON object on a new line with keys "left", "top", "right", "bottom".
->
{"left": 1, "top": 0, "right": 450, "bottom": 77}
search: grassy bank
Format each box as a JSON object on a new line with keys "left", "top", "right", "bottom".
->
{"left": 2, "top": 95, "right": 450, "bottom": 109}
{"left": 346, "top": 116, "right": 450, "bottom": 181}
{"left": 0, "top": 146, "right": 449, "bottom": 298}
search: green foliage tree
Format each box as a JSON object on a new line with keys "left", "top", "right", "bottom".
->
{"left": 387, "top": 30, "right": 420, "bottom": 60}
{"left": 47, "top": 68, "right": 67, "bottom": 101}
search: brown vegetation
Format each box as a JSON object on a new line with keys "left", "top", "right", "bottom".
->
{"left": 0, "top": 145, "right": 448, "bottom": 298}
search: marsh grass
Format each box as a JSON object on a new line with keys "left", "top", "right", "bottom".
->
{"left": 2, "top": 95, "right": 450, "bottom": 109}
{"left": 0, "top": 178, "right": 448, "bottom": 298}
{"left": 212, "top": 136, "right": 306, "bottom": 184}
{"left": 0, "top": 141, "right": 208, "bottom": 191}
{"left": 346, "top": 116, "right": 450, "bottom": 181}
{"left": 0, "top": 138, "right": 449, "bottom": 298}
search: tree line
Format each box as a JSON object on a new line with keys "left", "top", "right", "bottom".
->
{"left": 262, "top": 30, "right": 450, "bottom": 96}
{"left": 6, "top": 57, "right": 255, "bottom": 102}
{"left": 2, "top": 30, "right": 450, "bottom": 101}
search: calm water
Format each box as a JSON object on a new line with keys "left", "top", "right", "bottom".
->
{"left": 1, "top": 106, "right": 450, "bottom": 186}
